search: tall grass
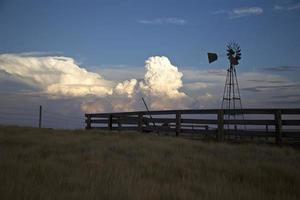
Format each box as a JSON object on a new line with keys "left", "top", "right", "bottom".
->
{"left": 0, "top": 126, "right": 299, "bottom": 200}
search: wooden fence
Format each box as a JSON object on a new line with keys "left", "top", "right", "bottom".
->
{"left": 85, "top": 108, "right": 300, "bottom": 145}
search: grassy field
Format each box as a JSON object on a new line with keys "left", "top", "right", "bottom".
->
{"left": 0, "top": 126, "right": 299, "bottom": 200}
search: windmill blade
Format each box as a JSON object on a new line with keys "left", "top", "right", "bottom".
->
{"left": 207, "top": 53, "right": 218, "bottom": 63}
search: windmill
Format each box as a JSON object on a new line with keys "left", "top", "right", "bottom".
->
{"left": 208, "top": 42, "right": 246, "bottom": 132}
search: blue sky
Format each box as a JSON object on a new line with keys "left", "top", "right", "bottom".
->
{"left": 1, "top": 0, "right": 300, "bottom": 69}
{"left": 0, "top": 0, "right": 300, "bottom": 128}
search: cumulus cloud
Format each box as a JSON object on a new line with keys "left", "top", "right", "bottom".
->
{"left": 139, "top": 56, "right": 186, "bottom": 99}
{"left": 82, "top": 56, "right": 190, "bottom": 112}
{"left": 114, "top": 79, "right": 137, "bottom": 98}
{"left": 0, "top": 54, "right": 191, "bottom": 112}
{"left": 1, "top": 53, "right": 299, "bottom": 113}
{"left": 0, "top": 54, "right": 113, "bottom": 97}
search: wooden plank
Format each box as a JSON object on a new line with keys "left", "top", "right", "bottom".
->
{"left": 179, "top": 110, "right": 218, "bottom": 114}
{"left": 88, "top": 119, "right": 108, "bottom": 124}
{"left": 224, "top": 119, "right": 275, "bottom": 125}
{"left": 283, "top": 132, "right": 300, "bottom": 138}
{"left": 139, "top": 109, "right": 217, "bottom": 115}
{"left": 85, "top": 113, "right": 112, "bottom": 118}
{"left": 115, "top": 118, "right": 138, "bottom": 124}
{"left": 224, "top": 109, "right": 277, "bottom": 115}
{"left": 181, "top": 119, "right": 218, "bottom": 124}
{"left": 281, "top": 109, "right": 300, "bottom": 115}
{"left": 147, "top": 118, "right": 176, "bottom": 123}
{"left": 89, "top": 119, "right": 298, "bottom": 127}
{"left": 282, "top": 120, "right": 300, "bottom": 126}
{"left": 181, "top": 129, "right": 217, "bottom": 135}
{"left": 180, "top": 124, "right": 209, "bottom": 129}
{"left": 88, "top": 127, "right": 109, "bottom": 130}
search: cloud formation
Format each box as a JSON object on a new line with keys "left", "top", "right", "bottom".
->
{"left": 0, "top": 54, "right": 190, "bottom": 112}
{"left": 0, "top": 54, "right": 113, "bottom": 97}
{"left": 138, "top": 17, "right": 186, "bottom": 25}
{"left": 139, "top": 56, "right": 186, "bottom": 98}
{"left": 81, "top": 56, "right": 190, "bottom": 112}
{"left": 274, "top": 3, "right": 300, "bottom": 11}
{"left": 214, "top": 7, "right": 263, "bottom": 19}
{"left": 263, "top": 66, "right": 300, "bottom": 72}
{"left": 1, "top": 53, "right": 299, "bottom": 113}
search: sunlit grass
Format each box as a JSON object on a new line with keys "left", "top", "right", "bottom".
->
{"left": 0, "top": 126, "right": 299, "bottom": 200}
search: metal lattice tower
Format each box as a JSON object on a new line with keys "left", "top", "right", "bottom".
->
{"left": 221, "top": 42, "right": 246, "bottom": 131}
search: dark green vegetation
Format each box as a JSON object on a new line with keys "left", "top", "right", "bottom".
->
{"left": 0, "top": 126, "right": 299, "bottom": 200}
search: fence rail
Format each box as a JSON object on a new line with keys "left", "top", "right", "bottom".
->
{"left": 85, "top": 108, "right": 300, "bottom": 145}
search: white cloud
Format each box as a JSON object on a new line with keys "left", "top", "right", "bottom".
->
{"left": 82, "top": 56, "right": 190, "bottom": 112}
{"left": 232, "top": 7, "right": 263, "bottom": 18}
{"left": 1, "top": 53, "right": 300, "bottom": 113}
{"left": 0, "top": 54, "right": 114, "bottom": 97}
{"left": 274, "top": 3, "right": 300, "bottom": 11}
{"left": 139, "top": 56, "right": 186, "bottom": 99}
{"left": 81, "top": 100, "right": 107, "bottom": 113}
{"left": 0, "top": 54, "right": 192, "bottom": 112}
{"left": 184, "top": 82, "right": 209, "bottom": 91}
{"left": 214, "top": 7, "right": 263, "bottom": 19}
{"left": 179, "top": 68, "right": 300, "bottom": 108}
{"left": 138, "top": 17, "right": 186, "bottom": 25}
{"left": 114, "top": 79, "right": 137, "bottom": 98}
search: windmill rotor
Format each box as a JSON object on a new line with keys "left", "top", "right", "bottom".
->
{"left": 226, "top": 42, "right": 241, "bottom": 65}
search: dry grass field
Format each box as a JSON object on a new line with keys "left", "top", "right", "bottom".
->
{"left": 0, "top": 126, "right": 299, "bottom": 200}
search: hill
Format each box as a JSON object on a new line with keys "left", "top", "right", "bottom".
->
{"left": 0, "top": 126, "right": 299, "bottom": 200}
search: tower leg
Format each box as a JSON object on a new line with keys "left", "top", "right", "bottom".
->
{"left": 221, "top": 66, "right": 245, "bottom": 138}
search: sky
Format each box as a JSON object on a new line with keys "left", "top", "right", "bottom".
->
{"left": 0, "top": 0, "right": 300, "bottom": 128}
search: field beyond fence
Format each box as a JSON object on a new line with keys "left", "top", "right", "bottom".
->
{"left": 85, "top": 108, "right": 300, "bottom": 145}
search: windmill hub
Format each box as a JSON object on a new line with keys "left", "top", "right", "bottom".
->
{"left": 227, "top": 42, "right": 241, "bottom": 66}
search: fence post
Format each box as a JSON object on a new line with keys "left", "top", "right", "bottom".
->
{"left": 39, "top": 105, "right": 42, "bottom": 128}
{"left": 176, "top": 112, "right": 181, "bottom": 136}
{"left": 85, "top": 115, "right": 91, "bottom": 129}
{"left": 117, "top": 117, "right": 122, "bottom": 131}
{"left": 138, "top": 113, "right": 143, "bottom": 132}
{"left": 275, "top": 109, "right": 282, "bottom": 146}
{"left": 217, "top": 109, "right": 224, "bottom": 142}
{"left": 108, "top": 114, "right": 113, "bottom": 131}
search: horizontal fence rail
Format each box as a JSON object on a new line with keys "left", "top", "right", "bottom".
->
{"left": 85, "top": 108, "right": 300, "bottom": 145}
